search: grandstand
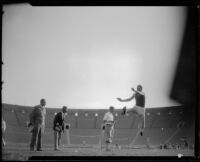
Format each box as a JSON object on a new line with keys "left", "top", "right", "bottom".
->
{"left": 2, "top": 103, "right": 195, "bottom": 158}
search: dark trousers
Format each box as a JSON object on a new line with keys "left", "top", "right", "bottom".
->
{"left": 54, "top": 130, "right": 61, "bottom": 150}
{"left": 30, "top": 124, "right": 43, "bottom": 150}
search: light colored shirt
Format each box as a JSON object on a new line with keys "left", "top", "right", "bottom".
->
{"left": 2, "top": 119, "right": 6, "bottom": 132}
{"left": 103, "top": 112, "right": 114, "bottom": 122}
{"left": 61, "top": 112, "right": 65, "bottom": 120}
{"left": 41, "top": 106, "right": 46, "bottom": 125}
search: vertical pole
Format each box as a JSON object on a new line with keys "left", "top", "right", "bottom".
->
{"left": 94, "top": 116, "right": 97, "bottom": 129}
{"left": 100, "top": 125, "right": 105, "bottom": 150}
{"left": 144, "top": 108, "right": 146, "bottom": 129}
{"left": 164, "top": 127, "right": 180, "bottom": 144}
{"left": 75, "top": 116, "right": 78, "bottom": 129}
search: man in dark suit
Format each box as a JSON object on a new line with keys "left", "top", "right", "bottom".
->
{"left": 53, "top": 106, "right": 68, "bottom": 151}
{"left": 29, "top": 98, "right": 46, "bottom": 151}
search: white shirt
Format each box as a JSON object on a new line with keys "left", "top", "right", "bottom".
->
{"left": 40, "top": 106, "right": 46, "bottom": 125}
{"left": 2, "top": 119, "right": 6, "bottom": 132}
{"left": 61, "top": 112, "right": 65, "bottom": 120}
{"left": 103, "top": 112, "right": 114, "bottom": 122}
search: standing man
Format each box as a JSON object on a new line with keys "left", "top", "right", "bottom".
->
{"left": 29, "top": 98, "right": 46, "bottom": 151}
{"left": 53, "top": 106, "right": 68, "bottom": 151}
{"left": 2, "top": 118, "right": 6, "bottom": 147}
{"left": 117, "top": 85, "right": 145, "bottom": 136}
{"left": 103, "top": 106, "right": 115, "bottom": 151}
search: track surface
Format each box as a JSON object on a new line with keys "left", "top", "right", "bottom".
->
{"left": 2, "top": 142, "right": 194, "bottom": 160}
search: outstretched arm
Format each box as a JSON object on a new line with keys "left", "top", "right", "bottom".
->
{"left": 117, "top": 93, "right": 135, "bottom": 102}
{"left": 131, "top": 88, "right": 145, "bottom": 96}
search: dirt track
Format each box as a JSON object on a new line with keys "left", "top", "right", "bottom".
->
{"left": 2, "top": 142, "right": 194, "bottom": 160}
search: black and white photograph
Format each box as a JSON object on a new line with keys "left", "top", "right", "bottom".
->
{"left": 1, "top": 2, "right": 198, "bottom": 160}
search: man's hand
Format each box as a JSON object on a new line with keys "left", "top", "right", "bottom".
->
{"left": 101, "top": 124, "right": 105, "bottom": 130}
{"left": 117, "top": 98, "right": 122, "bottom": 102}
{"left": 55, "top": 125, "right": 62, "bottom": 132}
{"left": 28, "top": 122, "right": 32, "bottom": 127}
{"left": 131, "top": 88, "right": 136, "bottom": 92}
{"left": 121, "top": 106, "right": 127, "bottom": 115}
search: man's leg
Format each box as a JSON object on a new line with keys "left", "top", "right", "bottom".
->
{"left": 2, "top": 138, "right": 5, "bottom": 147}
{"left": 134, "top": 107, "right": 145, "bottom": 136}
{"left": 107, "top": 125, "right": 113, "bottom": 151}
{"left": 105, "top": 126, "right": 109, "bottom": 151}
{"left": 58, "top": 131, "right": 61, "bottom": 147}
{"left": 111, "top": 127, "right": 114, "bottom": 140}
{"left": 138, "top": 114, "right": 145, "bottom": 136}
{"left": 105, "top": 124, "right": 111, "bottom": 151}
{"left": 110, "top": 126, "right": 114, "bottom": 150}
{"left": 2, "top": 131, "right": 6, "bottom": 147}
{"left": 106, "top": 139, "right": 111, "bottom": 151}
{"left": 30, "top": 125, "right": 39, "bottom": 151}
{"left": 37, "top": 126, "right": 42, "bottom": 151}
{"left": 106, "top": 141, "right": 109, "bottom": 151}
{"left": 54, "top": 130, "right": 59, "bottom": 150}
{"left": 126, "top": 106, "right": 139, "bottom": 115}
{"left": 100, "top": 125, "right": 105, "bottom": 150}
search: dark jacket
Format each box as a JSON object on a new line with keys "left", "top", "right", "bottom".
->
{"left": 29, "top": 105, "right": 46, "bottom": 125}
{"left": 53, "top": 112, "right": 65, "bottom": 132}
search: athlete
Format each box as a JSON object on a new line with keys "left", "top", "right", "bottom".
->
{"left": 117, "top": 85, "right": 145, "bottom": 136}
{"left": 103, "top": 106, "right": 115, "bottom": 151}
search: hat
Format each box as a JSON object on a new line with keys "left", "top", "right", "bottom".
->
{"left": 109, "top": 106, "right": 115, "bottom": 110}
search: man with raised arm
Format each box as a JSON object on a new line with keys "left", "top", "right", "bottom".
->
{"left": 117, "top": 85, "right": 145, "bottom": 136}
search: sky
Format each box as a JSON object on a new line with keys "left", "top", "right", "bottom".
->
{"left": 2, "top": 5, "right": 187, "bottom": 109}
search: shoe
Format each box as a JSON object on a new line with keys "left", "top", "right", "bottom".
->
{"left": 140, "top": 131, "right": 143, "bottom": 136}
{"left": 37, "top": 148, "right": 43, "bottom": 151}
{"left": 55, "top": 148, "right": 61, "bottom": 151}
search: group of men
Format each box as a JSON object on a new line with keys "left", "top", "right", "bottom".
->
{"left": 28, "top": 99, "right": 68, "bottom": 151}
{"left": 28, "top": 85, "right": 145, "bottom": 151}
